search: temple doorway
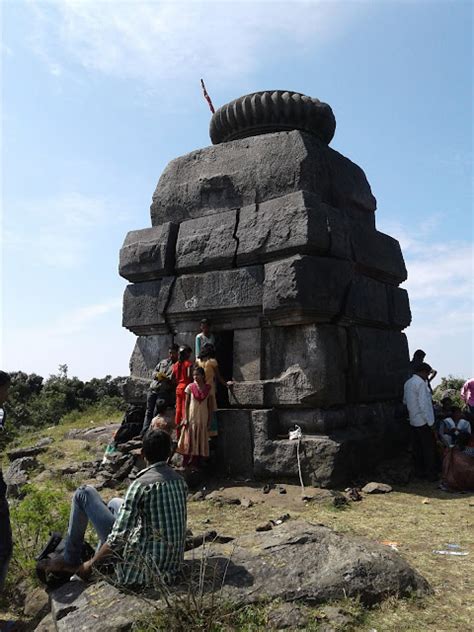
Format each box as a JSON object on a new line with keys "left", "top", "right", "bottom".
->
{"left": 214, "top": 330, "right": 234, "bottom": 408}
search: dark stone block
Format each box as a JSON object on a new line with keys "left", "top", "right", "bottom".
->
{"left": 262, "top": 324, "right": 348, "bottom": 407}
{"left": 167, "top": 266, "right": 264, "bottom": 324}
{"left": 263, "top": 255, "right": 353, "bottom": 323}
{"left": 121, "top": 376, "right": 148, "bottom": 403}
{"left": 129, "top": 334, "right": 173, "bottom": 379}
{"left": 388, "top": 286, "right": 411, "bottom": 329}
{"left": 175, "top": 209, "right": 237, "bottom": 273}
{"left": 348, "top": 327, "right": 409, "bottom": 402}
{"left": 344, "top": 276, "right": 390, "bottom": 326}
{"left": 236, "top": 191, "right": 332, "bottom": 265}
{"left": 351, "top": 227, "right": 407, "bottom": 285}
{"left": 215, "top": 409, "right": 254, "bottom": 478}
{"left": 151, "top": 131, "right": 376, "bottom": 226}
{"left": 119, "top": 223, "right": 178, "bottom": 282}
{"left": 122, "top": 277, "right": 174, "bottom": 335}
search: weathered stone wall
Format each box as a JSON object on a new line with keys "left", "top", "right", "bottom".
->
{"left": 119, "top": 120, "right": 411, "bottom": 486}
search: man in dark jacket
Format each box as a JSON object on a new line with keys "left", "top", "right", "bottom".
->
{"left": 0, "top": 370, "right": 12, "bottom": 592}
{"left": 141, "top": 344, "right": 179, "bottom": 436}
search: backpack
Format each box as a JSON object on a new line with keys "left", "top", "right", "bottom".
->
{"left": 36, "top": 532, "right": 95, "bottom": 589}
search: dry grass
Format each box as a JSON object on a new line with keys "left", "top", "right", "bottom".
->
{"left": 187, "top": 482, "right": 474, "bottom": 631}
{"left": 3, "top": 411, "right": 473, "bottom": 630}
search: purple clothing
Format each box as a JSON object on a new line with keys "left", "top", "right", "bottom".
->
{"left": 461, "top": 378, "right": 474, "bottom": 407}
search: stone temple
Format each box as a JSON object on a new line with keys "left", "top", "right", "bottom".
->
{"left": 119, "top": 91, "right": 411, "bottom": 487}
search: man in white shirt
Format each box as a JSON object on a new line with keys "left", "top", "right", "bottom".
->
{"left": 403, "top": 363, "right": 437, "bottom": 481}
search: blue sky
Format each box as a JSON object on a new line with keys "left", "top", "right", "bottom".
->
{"left": 1, "top": 0, "right": 472, "bottom": 382}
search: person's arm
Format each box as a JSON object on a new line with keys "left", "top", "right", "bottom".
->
{"left": 184, "top": 391, "right": 191, "bottom": 425}
{"left": 195, "top": 335, "right": 201, "bottom": 360}
{"left": 428, "top": 369, "right": 437, "bottom": 383}
{"left": 213, "top": 363, "right": 232, "bottom": 388}
{"left": 460, "top": 381, "right": 468, "bottom": 402}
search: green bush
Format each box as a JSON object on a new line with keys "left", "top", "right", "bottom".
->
{"left": 5, "top": 366, "right": 127, "bottom": 433}
{"left": 432, "top": 375, "right": 466, "bottom": 407}
{"left": 9, "top": 483, "right": 70, "bottom": 576}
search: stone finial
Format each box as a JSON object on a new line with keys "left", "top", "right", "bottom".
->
{"left": 209, "top": 90, "right": 336, "bottom": 145}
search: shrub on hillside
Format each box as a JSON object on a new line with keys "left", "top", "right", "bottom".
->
{"left": 5, "top": 366, "right": 127, "bottom": 431}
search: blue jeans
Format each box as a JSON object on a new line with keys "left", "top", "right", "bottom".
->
{"left": 63, "top": 486, "right": 123, "bottom": 566}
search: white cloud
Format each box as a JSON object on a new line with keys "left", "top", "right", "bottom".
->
{"left": 378, "top": 215, "right": 473, "bottom": 378}
{"left": 4, "top": 192, "right": 125, "bottom": 269}
{"left": 25, "top": 0, "right": 360, "bottom": 84}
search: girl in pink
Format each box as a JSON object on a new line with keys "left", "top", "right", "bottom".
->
{"left": 177, "top": 367, "right": 212, "bottom": 467}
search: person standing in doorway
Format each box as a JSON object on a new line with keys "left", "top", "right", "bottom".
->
{"left": 0, "top": 371, "right": 12, "bottom": 593}
{"left": 195, "top": 319, "right": 215, "bottom": 360}
{"left": 403, "top": 363, "right": 438, "bottom": 481}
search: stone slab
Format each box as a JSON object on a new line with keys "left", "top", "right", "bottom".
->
{"left": 388, "top": 286, "right": 411, "bottom": 329}
{"left": 119, "top": 223, "right": 178, "bottom": 282}
{"left": 215, "top": 409, "right": 254, "bottom": 478}
{"left": 236, "top": 191, "right": 351, "bottom": 265}
{"left": 175, "top": 209, "right": 237, "bottom": 273}
{"left": 51, "top": 579, "right": 154, "bottom": 632}
{"left": 351, "top": 227, "right": 407, "bottom": 285}
{"left": 344, "top": 276, "right": 390, "bottom": 326}
{"left": 232, "top": 328, "right": 261, "bottom": 381}
{"left": 263, "top": 255, "right": 353, "bottom": 324}
{"left": 262, "top": 324, "right": 348, "bottom": 407}
{"left": 167, "top": 265, "right": 264, "bottom": 324}
{"left": 151, "top": 130, "right": 376, "bottom": 225}
{"left": 348, "top": 327, "right": 410, "bottom": 402}
{"left": 122, "top": 277, "right": 174, "bottom": 335}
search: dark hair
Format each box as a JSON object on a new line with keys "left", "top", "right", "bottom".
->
{"left": 200, "top": 318, "right": 210, "bottom": 326}
{"left": 169, "top": 344, "right": 179, "bottom": 352}
{"left": 415, "top": 362, "right": 432, "bottom": 374}
{"left": 142, "top": 429, "right": 171, "bottom": 462}
{"left": 413, "top": 349, "right": 426, "bottom": 359}
{"left": 451, "top": 406, "right": 462, "bottom": 414}
{"left": 199, "top": 343, "right": 215, "bottom": 360}
{"left": 193, "top": 366, "right": 205, "bottom": 378}
{"left": 441, "top": 397, "right": 453, "bottom": 406}
{"left": 178, "top": 346, "right": 191, "bottom": 362}
{"left": 0, "top": 371, "right": 11, "bottom": 387}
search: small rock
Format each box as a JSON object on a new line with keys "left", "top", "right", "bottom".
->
{"left": 268, "top": 603, "right": 309, "bottom": 629}
{"left": 276, "top": 485, "right": 287, "bottom": 494}
{"left": 206, "top": 491, "right": 241, "bottom": 505}
{"left": 58, "top": 465, "right": 80, "bottom": 476}
{"left": 256, "top": 522, "right": 273, "bottom": 532}
{"left": 24, "top": 586, "right": 49, "bottom": 617}
{"left": 271, "top": 513, "right": 290, "bottom": 526}
{"left": 5, "top": 457, "right": 42, "bottom": 497}
{"left": 345, "top": 487, "right": 362, "bottom": 502}
{"left": 240, "top": 498, "right": 254, "bottom": 508}
{"left": 319, "top": 605, "right": 355, "bottom": 631}
{"left": 34, "top": 612, "right": 56, "bottom": 632}
{"left": 190, "top": 490, "right": 206, "bottom": 502}
{"left": 421, "top": 498, "right": 430, "bottom": 505}
{"left": 7, "top": 445, "right": 47, "bottom": 461}
{"left": 36, "top": 437, "right": 54, "bottom": 448}
{"left": 362, "top": 482, "right": 393, "bottom": 494}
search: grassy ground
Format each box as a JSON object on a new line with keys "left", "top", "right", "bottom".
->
{"left": 2, "top": 411, "right": 473, "bottom": 630}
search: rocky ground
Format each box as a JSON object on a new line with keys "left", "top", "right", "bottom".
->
{"left": 1, "top": 414, "right": 473, "bottom": 631}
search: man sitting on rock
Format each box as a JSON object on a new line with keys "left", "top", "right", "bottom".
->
{"left": 141, "top": 344, "right": 179, "bottom": 437}
{"left": 37, "top": 429, "right": 188, "bottom": 587}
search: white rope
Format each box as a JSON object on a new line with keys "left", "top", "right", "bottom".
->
{"left": 289, "top": 425, "right": 305, "bottom": 496}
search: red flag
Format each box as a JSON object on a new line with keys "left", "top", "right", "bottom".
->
{"left": 200, "top": 79, "right": 215, "bottom": 114}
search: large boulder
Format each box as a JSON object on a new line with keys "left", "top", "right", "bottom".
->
{"left": 49, "top": 521, "right": 430, "bottom": 631}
